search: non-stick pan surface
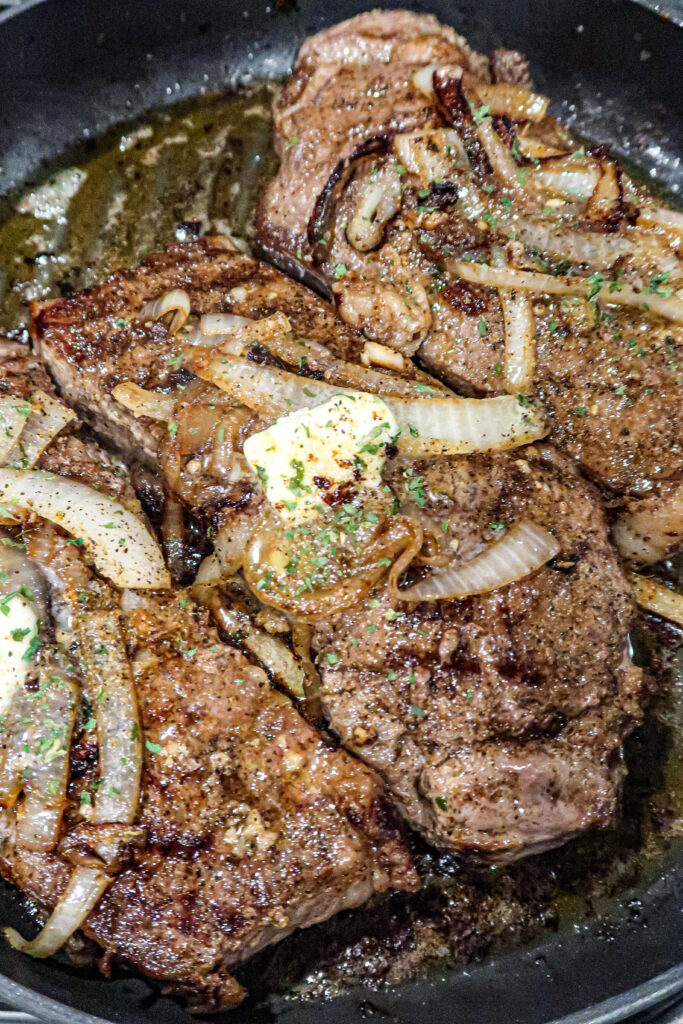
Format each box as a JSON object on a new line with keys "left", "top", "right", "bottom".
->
{"left": 0, "top": 1, "right": 682, "bottom": 1022}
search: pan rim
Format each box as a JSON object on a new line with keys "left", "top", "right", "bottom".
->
{"left": 0, "top": 0, "right": 681, "bottom": 1022}
{"left": 0, "top": 958, "right": 680, "bottom": 1024}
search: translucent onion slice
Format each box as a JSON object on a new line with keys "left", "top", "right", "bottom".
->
{"left": 400, "top": 521, "right": 560, "bottom": 602}
{"left": 199, "top": 312, "right": 253, "bottom": 335}
{"left": 500, "top": 287, "right": 536, "bottom": 394}
{"left": 510, "top": 218, "right": 634, "bottom": 268}
{"left": 475, "top": 83, "right": 549, "bottom": 122}
{"left": 3, "top": 392, "right": 76, "bottom": 470}
{"left": 16, "top": 667, "right": 78, "bottom": 852}
{"left": 0, "top": 398, "right": 29, "bottom": 463}
{"left": 631, "top": 574, "right": 683, "bottom": 627}
{"left": 449, "top": 262, "right": 683, "bottom": 323}
{"left": 191, "top": 356, "right": 547, "bottom": 454}
{"left": 112, "top": 382, "right": 175, "bottom": 422}
{"left": 530, "top": 159, "right": 601, "bottom": 200}
{"left": 214, "top": 326, "right": 431, "bottom": 399}
{"left": 5, "top": 866, "right": 109, "bottom": 958}
{"left": 0, "top": 468, "right": 170, "bottom": 589}
{"left": 200, "top": 594, "right": 306, "bottom": 700}
{"left": 76, "top": 606, "right": 142, "bottom": 826}
{"left": 412, "top": 62, "right": 439, "bottom": 96}
{"left": 138, "top": 288, "right": 191, "bottom": 334}
{"left": 636, "top": 205, "right": 683, "bottom": 236}
{"left": 613, "top": 482, "right": 683, "bottom": 566}
{"left": 475, "top": 116, "right": 524, "bottom": 191}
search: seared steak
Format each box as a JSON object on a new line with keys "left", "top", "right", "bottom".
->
{"left": 257, "top": 10, "right": 484, "bottom": 259}
{"left": 1, "top": 586, "right": 416, "bottom": 1010}
{"left": 259, "top": 11, "right": 683, "bottom": 521}
{"left": 30, "top": 236, "right": 428, "bottom": 526}
{"left": 311, "top": 446, "right": 644, "bottom": 861}
{"left": 0, "top": 344, "right": 417, "bottom": 1009}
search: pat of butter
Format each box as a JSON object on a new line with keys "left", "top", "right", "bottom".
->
{"left": 0, "top": 591, "right": 38, "bottom": 716}
{"left": 243, "top": 393, "right": 397, "bottom": 525}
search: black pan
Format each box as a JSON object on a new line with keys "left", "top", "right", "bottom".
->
{"left": 0, "top": 1, "right": 682, "bottom": 1022}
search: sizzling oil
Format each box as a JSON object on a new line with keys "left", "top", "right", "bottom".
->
{"left": 0, "top": 85, "right": 682, "bottom": 1010}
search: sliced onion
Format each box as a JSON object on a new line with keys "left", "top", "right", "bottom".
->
{"left": 5, "top": 866, "right": 109, "bottom": 958}
{"left": 76, "top": 605, "right": 142, "bottom": 826}
{"left": 585, "top": 159, "right": 622, "bottom": 224}
{"left": 500, "top": 287, "right": 536, "bottom": 394}
{"left": 390, "top": 395, "right": 547, "bottom": 454}
{"left": 449, "top": 261, "right": 683, "bottom": 323}
{"left": 16, "top": 667, "right": 78, "bottom": 852}
{"left": 613, "top": 482, "right": 683, "bottom": 566}
{"left": 112, "top": 382, "right": 175, "bottom": 422}
{"left": 4, "top": 392, "right": 76, "bottom": 470}
{"left": 58, "top": 822, "right": 145, "bottom": 871}
{"left": 199, "top": 592, "right": 306, "bottom": 699}
{"left": 0, "top": 552, "right": 40, "bottom": 718}
{"left": 393, "top": 129, "right": 466, "bottom": 181}
{"left": 412, "top": 62, "right": 439, "bottom": 96}
{"left": 213, "top": 328, "right": 433, "bottom": 399}
{"left": 636, "top": 205, "right": 683, "bottom": 236}
{"left": 199, "top": 312, "right": 253, "bottom": 335}
{"left": 138, "top": 288, "right": 191, "bottom": 334}
{"left": 631, "top": 574, "right": 683, "bottom": 627}
{"left": 511, "top": 217, "right": 634, "bottom": 268}
{"left": 161, "top": 494, "right": 186, "bottom": 585}
{"left": 361, "top": 341, "right": 406, "bottom": 372}
{"left": 400, "top": 520, "right": 560, "bottom": 602}
{"left": 191, "top": 356, "right": 547, "bottom": 454}
{"left": 475, "top": 116, "right": 524, "bottom": 191}
{"left": 347, "top": 164, "right": 402, "bottom": 252}
{"left": 0, "top": 398, "right": 29, "bottom": 463}
{"left": 530, "top": 158, "right": 601, "bottom": 200}
{"left": 475, "top": 83, "right": 549, "bottom": 122}
{"left": 0, "top": 468, "right": 170, "bottom": 589}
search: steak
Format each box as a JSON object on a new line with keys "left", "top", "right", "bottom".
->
{"left": 0, "top": 344, "right": 417, "bottom": 1009}
{"left": 258, "top": 11, "right": 683, "bottom": 539}
{"left": 311, "top": 445, "right": 644, "bottom": 861}
{"left": 256, "top": 10, "right": 484, "bottom": 259}
{"left": 30, "top": 236, "right": 428, "bottom": 527}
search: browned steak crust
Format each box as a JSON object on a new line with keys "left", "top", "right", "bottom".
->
{"left": 257, "top": 9, "right": 484, "bottom": 256}
{"left": 258, "top": 11, "right": 683, "bottom": 500}
{"left": 312, "top": 446, "right": 644, "bottom": 862}
{"left": 0, "top": 346, "right": 417, "bottom": 1010}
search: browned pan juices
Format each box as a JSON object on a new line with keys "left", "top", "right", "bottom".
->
{"left": 0, "top": 84, "right": 681, "bottom": 1008}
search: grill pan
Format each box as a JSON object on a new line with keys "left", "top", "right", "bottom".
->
{"left": 0, "top": 1, "right": 682, "bottom": 1021}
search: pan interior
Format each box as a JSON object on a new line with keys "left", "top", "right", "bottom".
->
{"left": 0, "top": 2, "right": 682, "bottom": 1022}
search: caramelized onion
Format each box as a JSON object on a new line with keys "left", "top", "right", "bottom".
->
{"left": 197, "top": 588, "right": 306, "bottom": 700}
{"left": 0, "top": 398, "right": 29, "bottom": 463}
{"left": 199, "top": 312, "right": 253, "bottom": 335}
{"left": 530, "top": 157, "right": 601, "bottom": 200}
{"left": 4, "top": 392, "right": 76, "bottom": 470}
{"left": 5, "top": 867, "right": 109, "bottom": 958}
{"left": 139, "top": 288, "right": 191, "bottom": 334}
{"left": 631, "top": 574, "right": 683, "bottom": 628}
{"left": 347, "top": 164, "right": 402, "bottom": 252}
{"left": 500, "top": 288, "right": 536, "bottom": 394}
{"left": 361, "top": 342, "right": 406, "bottom": 372}
{"left": 112, "top": 382, "right": 175, "bottom": 422}
{"left": 0, "top": 468, "right": 170, "bottom": 589}
{"left": 449, "top": 261, "right": 683, "bottom": 322}
{"left": 613, "top": 482, "right": 683, "bottom": 566}
{"left": 191, "top": 356, "right": 547, "bottom": 454}
{"left": 399, "top": 521, "right": 559, "bottom": 602}
{"left": 212, "top": 326, "right": 433, "bottom": 399}
{"left": 244, "top": 511, "right": 421, "bottom": 620}
{"left": 475, "top": 83, "right": 549, "bottom": 122}
{"left": 76, "top": 604, "right": 142, "bottom": 827}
